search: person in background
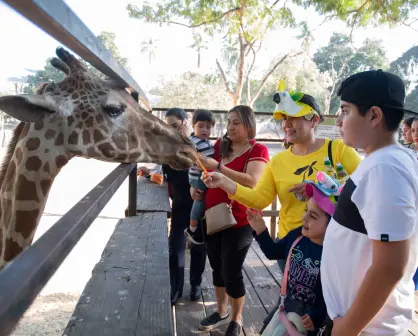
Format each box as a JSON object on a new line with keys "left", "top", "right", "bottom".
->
{"left": 163, "top": 107, "right": 206, "bottom": 305}
{"left": 184, "top": 109, "right": 215, "bottom": 245}
{"left": 192, "top": 105, "right": 269, "bottom": 336}
{"left": 321, "top": 70, "right": 418, "bottom": 335}
{"left": 402, "top": 116, "right": 415, "bottom": 149}
{"left": 411, "top": 117, "right": 418, "bottom": 151}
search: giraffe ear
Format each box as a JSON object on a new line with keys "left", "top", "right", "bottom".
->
{"left": 0, "top": 95, "right": 57, "bottom": 122}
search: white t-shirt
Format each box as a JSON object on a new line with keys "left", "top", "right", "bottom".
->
{"left": 321, "top": 144, "right": 418, "bottom": 335}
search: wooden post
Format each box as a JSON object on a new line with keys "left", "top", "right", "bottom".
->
{"left": 127, "top": 165, "right": 137, "bottom": 217}
{"left": 269, "top": 197, "right": 277, "bottom": 239}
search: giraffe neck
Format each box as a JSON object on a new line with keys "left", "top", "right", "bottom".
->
{"left": 0, "top": 123, "right": 72, "bottom": 269}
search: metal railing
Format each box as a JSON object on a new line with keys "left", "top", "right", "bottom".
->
{"left": 0, "top": 1, "right": 143, "bottom": 334}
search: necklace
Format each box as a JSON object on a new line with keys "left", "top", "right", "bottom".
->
{"left": 222, "top": 141, "right": 250, "bottom": 165}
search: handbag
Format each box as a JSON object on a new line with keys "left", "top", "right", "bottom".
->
{"left": 262, "top": 236, "right": 309, "bottom": 336}
{"left": 204, "top": 143, "right": 255, "bottom": 235}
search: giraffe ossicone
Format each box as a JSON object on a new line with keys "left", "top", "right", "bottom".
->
{"left": 0, "top": 46, "right": 196, "bottom": 269}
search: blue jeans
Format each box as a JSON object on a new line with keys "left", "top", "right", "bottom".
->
{"left": 189, "top": 177, "right": 207, "bottom": 222}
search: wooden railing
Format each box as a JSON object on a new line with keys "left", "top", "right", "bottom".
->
{"left": 0, "top": 1, "right": 144, "bottom": 334}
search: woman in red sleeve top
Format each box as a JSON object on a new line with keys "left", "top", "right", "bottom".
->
{"left": 191, "top": 105, "right": 269, "bottom": 336}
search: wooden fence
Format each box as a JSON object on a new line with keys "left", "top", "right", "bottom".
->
{"left": 0, "top": 1, "right": 142, "bottom": 334}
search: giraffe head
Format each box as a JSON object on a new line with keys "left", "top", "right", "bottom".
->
{"left": 0, "top": 47, "right": 195, "bottom": 169}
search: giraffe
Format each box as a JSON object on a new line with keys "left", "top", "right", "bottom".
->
{"left": 0, "top": 47, "right": 196, "bottom": 269}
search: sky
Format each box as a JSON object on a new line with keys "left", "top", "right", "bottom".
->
{"left": 0, "top": 0, "right": 418, "bottom": 96}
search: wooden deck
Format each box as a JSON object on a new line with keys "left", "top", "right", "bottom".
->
{"left": 62, "top": 176, "right": 418, "bottom": 336}
{"left": 176, "top": 244, "right": 418, "bottom": 336}
{"left": 65, "top": 178, "right": 173, "bottom": 336}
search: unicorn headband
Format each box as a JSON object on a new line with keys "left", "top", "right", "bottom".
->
{"left": 303, "top": 171, "right": 344, "bottom": 216}
{"left": 273, "top": 79, "right": 322, "bottom": 121}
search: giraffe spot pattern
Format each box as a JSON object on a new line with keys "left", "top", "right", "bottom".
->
{"left": 15, "top": 209, "right": 40, "bottom": 239}
{"left": 45, "top": 129, "right": 56, "bottom": 140}
{"left": 26, "top": 138, "right": 41, "bottom": 151}
{"left": 68, "top": 131, "right": 79, "bottom": 145}
{"left": 15, "top": 175, "right": 39, "bottom": 202}
{"left": 26, "top": 156, "right": 42, "bottom": 172}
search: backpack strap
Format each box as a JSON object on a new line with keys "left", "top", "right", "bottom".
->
{"left": 328, "top": 139, "right": 334, "bottom": 169}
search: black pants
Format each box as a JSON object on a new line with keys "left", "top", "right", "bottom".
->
{"left": 169, "top": 202, "right": 206, "bottom": 295}
{"left": 204, "top": 224, "right": 253, "bottom": 299}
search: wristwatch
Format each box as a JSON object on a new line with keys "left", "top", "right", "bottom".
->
{"left": 216, "top": 161, "right": 222, "bottom": 172}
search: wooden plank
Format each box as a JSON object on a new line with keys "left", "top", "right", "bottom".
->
{"left": 269, "top": 198, "right": 278, "bottom": 239}
{"left": 64, "top": 213, "right": 173, "bottom": 336}
{"left": 243, "top": 244, "right": 280, "bottom": 314}
{"left": 201, "top": 259, "right": 226, "bottom": 336}
{"left": 125, "top": 177, "right": 171, "bottom": 216}
{"left": 174, "top": 250, "right": 207, "bottom": 336}
{"left": 251, "top": 242, "right": 283, "bottom": 286}
{"left": 241, "top": 269, "right": 268, "bottom": 335}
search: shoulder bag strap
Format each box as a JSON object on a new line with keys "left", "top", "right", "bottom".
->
{"left": 243, "top": 141, "right": 257, "bottom": 173}
{"left": 328, "top": 139, "right": 334, "bottom": 169}
{"left": 279, "top": 235, "right": 304, "bottom": 309}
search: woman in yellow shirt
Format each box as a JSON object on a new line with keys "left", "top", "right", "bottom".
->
{"left": 201, "top": 87, "right": 361, "bottom": 250}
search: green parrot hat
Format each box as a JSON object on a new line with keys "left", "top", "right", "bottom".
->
{"left": 273, "top": 79, "right": 324, "bottom": 122}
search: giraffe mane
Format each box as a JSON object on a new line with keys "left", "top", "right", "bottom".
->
{"left": 0, "top": 122, "right": 25, "bottom": 188}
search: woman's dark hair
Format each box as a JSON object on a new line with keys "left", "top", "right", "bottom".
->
{"left": 192, "top": 109, "right": 216, "bottom": 126}
{"left": 299, "top": 94, "right": 321, "bottom": 116}
{"left": 404, "top": 116, "right": 416, "bottom": 127}
{"left": 219, "top": 105, "right": 256, "bottom": 158}
{"left": 165, "top": 107, "right": 188, "bottom": 121}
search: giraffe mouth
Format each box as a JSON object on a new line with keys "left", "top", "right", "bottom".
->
{"left": 176, "top": 150, "right": 195, "bottom": 168}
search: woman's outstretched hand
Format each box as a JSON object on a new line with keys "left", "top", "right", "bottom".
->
{"left": 197, "top": 155, "right": 219, "bottom": 170}
{"left": 201, "top": 171, "right": 224, "bottom": 189}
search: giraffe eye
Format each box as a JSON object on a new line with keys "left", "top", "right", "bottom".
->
{"left": 103, "top": 104, "right": 125, "bottom": 117}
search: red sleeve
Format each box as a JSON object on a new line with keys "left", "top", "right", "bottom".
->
{"left": 248, "top": 143, "right": 269, "bottom": 163}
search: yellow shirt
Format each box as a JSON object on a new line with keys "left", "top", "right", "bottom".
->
{"left": 230, "top": 139, "right": 361, "bottom": 238}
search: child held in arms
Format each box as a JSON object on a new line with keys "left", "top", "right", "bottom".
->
{"left": 184, "top": 109, "right": 216, "bottom": 245}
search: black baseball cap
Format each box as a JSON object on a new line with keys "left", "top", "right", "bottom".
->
{"left": 337, "top": 69, "right": 418, "bottom": 116}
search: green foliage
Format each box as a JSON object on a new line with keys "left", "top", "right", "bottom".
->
{"left": 127, "top": 1, "right": 296, "bottom": 42}
{"left": 294, "top": 0, "right": 418, "bottom": 28}
{"left": 389, "top": 46, "right": 418, "bottom": 89}
{"left": 24, "top": 58, "right": 66, "bottom": 94}
{"left": 313, "top": 32, "right": 388, "bottom": 113}
{"left": 23, "top": 31, "right": 130, "bottom": 93}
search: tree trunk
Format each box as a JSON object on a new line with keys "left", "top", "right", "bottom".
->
{"left": 198, "top": 51, "right": 201, "bottom": 68}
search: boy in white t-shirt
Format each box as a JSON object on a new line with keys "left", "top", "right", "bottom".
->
{"left": 321, "top": 70, "right": 418, "bottom": 335}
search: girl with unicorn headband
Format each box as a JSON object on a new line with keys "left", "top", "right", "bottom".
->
{"left": 246, "top": 173, "right": 341, "bottom": 335}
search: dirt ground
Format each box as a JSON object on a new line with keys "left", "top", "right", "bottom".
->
{"left": 11, "top": 294, "right": 79, "bottom": 336}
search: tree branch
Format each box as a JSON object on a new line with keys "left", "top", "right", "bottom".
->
{"left": 249, "top": 51, "right": 303, "bottom": 106}
{"left": 216, "top": 59, "right": 234, "bottom": 97}
{"left": 153, "top": 7, "right": 241, "bottom": 28}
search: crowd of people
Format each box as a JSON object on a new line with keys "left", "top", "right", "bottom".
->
{"left": 150, "top": 69, "right": 418, "bottom": 336}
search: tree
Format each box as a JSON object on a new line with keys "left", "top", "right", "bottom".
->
{"left": 22, "top": 31, "right": 130, "bottom": 93}
{"left": 313, "top": 33, "right": 388, "bottom": 114}
{"left": 128, "top": 1, "right": 300, "bottom": 106}
{"left": 390, "top": 45, "right": 418, "bottom": 110}
{"left": 389, "top": 45, "right": 418, "bottom": 90}
{"left": 189, "top": 32, "right": 208, "bottom": 68}
{"left": 141, "top": 38, "right": 159, "bottom": 64}
{"left": 150, "top": 72, "right": 231, "bottom": 136}
{"left": 22, "top": 59, "right": 66, "bottom": 94}
{"left": 127, "top": 0, "right": 418, "bottom": 107}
